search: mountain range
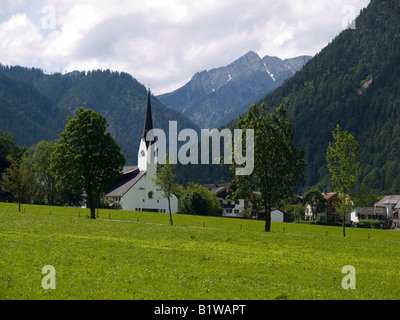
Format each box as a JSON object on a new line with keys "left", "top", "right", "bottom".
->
{"left": 1, "top": 0, "right": 400, "bottom": 195}
{"left": 157, "top": 52, "right": 311, "bottom": 128}
{"left": 0, "top": 66, "right": 199, "bottom": 165}
{"left": 0, "top": 51, "right": 310, "bottom": 176}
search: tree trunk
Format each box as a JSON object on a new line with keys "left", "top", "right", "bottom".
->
{"left": 168, "top": 197, "right": 173, "bottom": 226}
{"left": 86, "top": 189, "right": 96, "bottom": 219}
{"left": 265, "top": 216, "right": 271, "bottom": 232}
{"left": 47, "top": 185, "right": 56, "bottom": 206}
{"left": 18, "top": 200, "right": 21, "bottom": 212}
{"left": 264, "top": 198, "right": 271, "bottom": 232}
{"left": 343, "top": 220, "right": 346, "bottom": 238}
{"left": 90, "top": 203, "right": 96, "bottom": 219}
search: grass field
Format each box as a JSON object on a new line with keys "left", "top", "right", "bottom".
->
{"left": 0, "top": 202, "right": 399, "bottom": 300}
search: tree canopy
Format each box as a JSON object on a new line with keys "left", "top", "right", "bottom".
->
{"left": 229, "top": 103, "right": 306, "bottom": 232}
{"left": 50, "top": 108, "right": 125, "bottom": 219}
{"left": 179, "top": 183, "right": 223, "bottom": 217}
{"left": 0, "top": 155, "right": 36, "bottom": 212}
{"left": 154, "top": 156, "right": 179, "bottom": 226}
{"left": 326, "top": 124, "right": 360, "bottom": 237}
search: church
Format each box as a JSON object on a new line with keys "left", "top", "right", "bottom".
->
{"left": 105, "top": 90, "right": 179, "bottom": 214}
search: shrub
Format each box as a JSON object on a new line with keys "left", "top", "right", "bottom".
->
{"left": 178, "top": 183, "right": 223, "bottom": 216}
{"left": 356, "top": 219, "right": 383, "bottom": 229}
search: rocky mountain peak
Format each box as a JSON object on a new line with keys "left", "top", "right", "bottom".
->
{"left": 157, "top": 51, "right": 311, "bottom": 128}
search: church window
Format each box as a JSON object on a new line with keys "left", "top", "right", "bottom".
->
{"left": 148, "top": 191, "right": 154, "bottom": 199}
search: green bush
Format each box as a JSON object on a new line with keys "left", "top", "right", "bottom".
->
{"left": 315, "top": 221, "right": 352, "bottom": 227}
{"left": 178, "top": 183, "right": 223, "bottom": 216}
{"left": 356, "top": 219, "right": 382, "bottom": 229}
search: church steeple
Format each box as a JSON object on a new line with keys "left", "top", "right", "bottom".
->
{"left": 138, "top": 89, "right": 156, "bottom": 172}
{"left": 141, "top": 89, "right": 154, "bottom": 147}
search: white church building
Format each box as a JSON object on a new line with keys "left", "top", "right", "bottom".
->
{"left": 105, "top": 90, "right": 178, "bottom": 214}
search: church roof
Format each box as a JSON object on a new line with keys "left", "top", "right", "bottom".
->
{"left": 122, "top": 166, "right": 138, "bottom": 174}
{"left": 141, "top": 90, "right": 154, "bottom": 148}
{"left": 106, "top": 166, "right": 146, "bottom": 197}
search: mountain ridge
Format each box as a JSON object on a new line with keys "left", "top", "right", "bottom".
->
{"left": 157, "top": 51, "right": 311, "bottom": 128}
{"left": 0, "top": 65, "right": 199, "bottom": 165}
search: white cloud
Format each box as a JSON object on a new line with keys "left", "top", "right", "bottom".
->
{"left": 0, "top": 0, "right": 370, "bottom": 93}
{"left": 0, "top": 13, "right": 43, "bottom": 65}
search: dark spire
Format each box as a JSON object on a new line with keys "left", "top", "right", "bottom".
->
{"left": 141, "top": 89, "right": 154, "bottom": 147}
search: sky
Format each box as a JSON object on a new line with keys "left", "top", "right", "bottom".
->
{"left": 0, "top": 0, "right": 370, "bottom": 95}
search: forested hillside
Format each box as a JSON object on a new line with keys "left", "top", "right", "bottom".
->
{"left": 0, "top": 73, "right": 68, "bottom": 146}
{"left": 0, "top": 66, "right": 199, "bottom": 164}
{"left": 251, "top": 0, "right": 400, "bottom": 194}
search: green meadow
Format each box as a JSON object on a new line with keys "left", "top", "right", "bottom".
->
{"left": 0, "top": 202, "right": 399, "bottom": 300}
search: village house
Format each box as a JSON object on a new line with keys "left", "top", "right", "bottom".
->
{"left": 305, "top": 191, "right": 400, "bottom": 229}
{"left": 105, "top": 90, "right": 178, "bottom": 214}
{"left": 305, "top": 192, "right": 342, "bottom": 223}
{"left": 202, "top": 183, "right": 291, "bottom": 222}
{"left": 350, "top": 206, "right": 386, "bottom": 223}
{"left": 352, "top": 195, "right": 400, "bottom": 229}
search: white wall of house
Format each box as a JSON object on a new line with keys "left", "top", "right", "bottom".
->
{"left": 222, "top": 199, "right": 246, "bottom": 218}
{"left": 351, "top": 207, "right": 386, "bottom": 223}
{"left": 305, "top": 203, "right": 327, "bottom": 222}
{"left": 271, "top": 209, "right": 284, "bottom": 223}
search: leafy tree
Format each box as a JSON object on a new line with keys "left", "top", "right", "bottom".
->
{"left": 283, "top": 204, "right": 304, "bottom": 223}
{"left": 238, "top": 207, "right": 252, "bottom": 219}
{"left": 326, "top": 124, "right": 360, "bottom": 237}
{"left": 228, "top": 103, "right": 306, "bottom": 232}
{"left": 179, "top": 183, "right": 223, "bottom": 217}
{"left": 153, "top": 156, "right": 179, "bottom": 226}
{"left": 180, "top": 190, "right": 208, "bottom": 216}
{"left": 278, "top": 195, "right": 304, "bottom": 222}
{"left": 0, "top": 129, "right": 26, "bottom": 160}
{"left": 303, "top": 188, "right": 327, "bottom": 223}
{"left": 55, "top": 182, "right": 84, "bottom": 207}
{"left": 50, "top": 108, "right": 125, "bottom": 219}
{"left": 26, "top": 141, "right": 57, "bottom": 205}
{"left": 1, "top": 155, "right": 36, "bottom": 212}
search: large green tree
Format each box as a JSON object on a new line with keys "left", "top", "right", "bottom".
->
{"left": 326, "top": 124, "right": 360, "bottom": 237}
{"left": 229, "top": 103, "right": 306, "bottom": 232}
{"left": 50, "top": 108, "right": 125, "bottom": 219}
